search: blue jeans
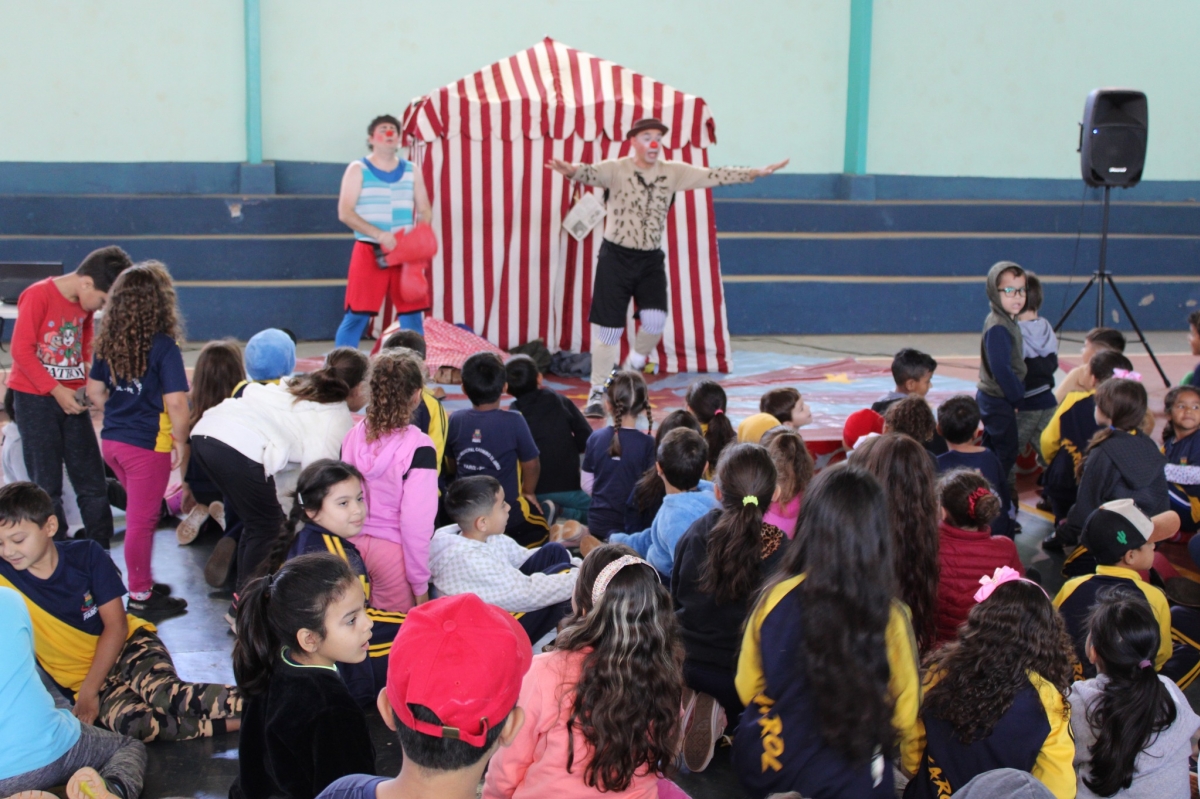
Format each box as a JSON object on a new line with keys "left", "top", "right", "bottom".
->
{"left": 334, "top": 310, "right": 425, "bottom": 349}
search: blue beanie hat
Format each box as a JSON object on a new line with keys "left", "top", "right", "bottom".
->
{"left": 245, "top": 328, "right": 296, "bottom": 381}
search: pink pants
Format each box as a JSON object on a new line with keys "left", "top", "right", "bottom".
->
{"left": 354, "top": 535, "right": 416, "bottom": 613}
{"left": 103, "top": 440, "right": 171, "bottom": 594}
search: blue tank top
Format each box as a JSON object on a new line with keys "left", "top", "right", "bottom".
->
{"left": 353, "top": 158, "right": 414, "bottom": 242}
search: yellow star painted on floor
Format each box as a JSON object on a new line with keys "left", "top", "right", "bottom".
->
{"left": 824, "top": 373, "right": 852, "bottom": 383}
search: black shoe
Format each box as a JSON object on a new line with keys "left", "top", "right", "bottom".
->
{"left": 1010, "top": 520, "right": 1023, "bottom": 537}
{"left": 152, "top": 583, "right": 173, "bottom": 597}
{"left": 128, "top": 592, "right": 188, "bottom": 621}
{"left": 1036, "top": 495, "right": 1053, "bottom": 513}
{"left": 1042, "top": 532, "right": 1066, "bottom": 552}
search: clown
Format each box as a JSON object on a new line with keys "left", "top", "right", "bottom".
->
{"left": 547, "top": 118, "right": 787, "bottom": 416}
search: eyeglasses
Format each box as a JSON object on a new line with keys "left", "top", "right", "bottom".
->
{"left": 1174, "top": 403, "right": 1200, "bottom": 412}
{"left": 998, "top": 287, "right": 1027, "bottom": 297}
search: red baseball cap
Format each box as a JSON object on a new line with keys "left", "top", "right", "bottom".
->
{"left": 843, "top": 408, "right": 885, "bottom": 448}
{"left": 386, "top": 593, "right": 532, "bottom": 747}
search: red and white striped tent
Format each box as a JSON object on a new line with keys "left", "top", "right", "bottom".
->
{"left": 400, "top": 37, "right": 731, "bottom": 373}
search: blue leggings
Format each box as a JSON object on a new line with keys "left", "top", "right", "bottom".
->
{"left": 335, "top": 310, "right": 425, "bottom": 349}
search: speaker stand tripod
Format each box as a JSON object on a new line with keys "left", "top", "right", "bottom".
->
{"left": 1054, "top": 185, "right": 1170, "bottom": 387}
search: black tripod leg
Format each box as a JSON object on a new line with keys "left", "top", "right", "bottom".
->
{"left": 1104, "top": 274, "right": 1171, "bottom": 388}
{"left": 1054, "top": 274, "right": 1099, "bottom": 334}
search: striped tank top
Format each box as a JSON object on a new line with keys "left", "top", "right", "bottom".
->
{"left": 353, "top": 157, "right": 414, "bottom": 242}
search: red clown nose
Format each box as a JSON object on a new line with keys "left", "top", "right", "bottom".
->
{"left": 649, "top": 141, "right": 659, "bottom": 150}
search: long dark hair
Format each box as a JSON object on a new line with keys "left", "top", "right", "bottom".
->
{"left": 288, "top": 347, "right": 368, "bottom": 404}
{"left": 762, "top": 427, "right": 814, "bottom": 508}
{"left": 93, "top": 261, "right": 184, "bottom": 381}
{"left": 770, "top": 464, "right": 897, "bottom": 765}
{"left": 605, "top": 370, "right": 653, "bottom": 458}
{"left": 686, "top": 379, "right": 734, "bottom": 473}
{"left": 852, "top": 433, "right": 941, "bottom": 654}
{"left": 1162, "top": 385, "right": 1200, "bottom": 444}
{"left": 699, "top": 444, "right": 777, "bottom": 604}
{"left": 232, "top": 552, "right": 357, "bottom": 695}
{"left": 1077, "top": 378, "right": 1149, "bottom": 480}
{"left": 262, "top": 460, "right": 364, "bottom": 576}
{"left": 1082, "top": 590, "right": 1178, "bottom": 796}
{"left": 632, "top": 410, "right": 702, "bottom": 517}
{"left": 555, "top": 545, "right": 684, "bottom": 792}
{"left": 923, "top": 581, "right": 1074, "bottom": 743}
{"left": 190, "top": 339, "right": 246, "bottom": 426}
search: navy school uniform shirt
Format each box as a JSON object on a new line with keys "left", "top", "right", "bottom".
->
{"left": 581, "top": 426, "right": 657, "bottom": 539}
{"left": 315, "top": 775, "right": 385, "bottom": 799}
{"left": 508, "top": 387, "right": 592, "bottom": 493}
{"left": 1164, "top": 430, "right": 1200, "bottom": 530}
{"left": 936, "top": 449, "right": 1014, "bottom": 538}
{"left": 90, "top": 332, "right": 189, "bottom": 453}
{"left": 445, "top": 408, "right": 540, "bottom": 533}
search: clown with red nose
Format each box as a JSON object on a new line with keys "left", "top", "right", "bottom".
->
{"left": 547, "top": 118, "right": 787, "bottom": 417}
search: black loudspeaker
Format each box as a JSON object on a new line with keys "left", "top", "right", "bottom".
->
{"left": 1079, "top": 88, "right": 1147, "bottom": 188}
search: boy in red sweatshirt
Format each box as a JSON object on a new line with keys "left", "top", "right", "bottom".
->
{"left": 7, "top": 246, "right": 133, "bottom": 548}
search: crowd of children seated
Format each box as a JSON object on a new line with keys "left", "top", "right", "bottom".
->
{"left": 5, "top": 249, "right": 1200, "bottom": 799}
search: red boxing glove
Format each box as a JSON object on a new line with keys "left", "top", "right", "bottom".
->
{"left": 385, "top": 223, "right": 438, "bottom": 266}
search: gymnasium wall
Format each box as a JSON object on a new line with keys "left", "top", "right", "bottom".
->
{"left": 1, "top": 1, "right": 1196, "bottom": 180}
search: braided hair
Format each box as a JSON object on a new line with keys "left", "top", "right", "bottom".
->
{"left": 605, "top": 370, "right": 653, "bottom": 458}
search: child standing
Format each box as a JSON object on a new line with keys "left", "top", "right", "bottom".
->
{"left": 581, "top": 371, "right": 656, "bottom": 540}
{"left": 1070, "top": 591, "right": 1200, "bottom": 799}
{"left": 1162, "top": 386, "right": 1200, "bottom": 540}
{"left": 608, "top": 428, "right": 715, "bottom": 580}
{"left": 341, "top": 349, "right": 438, "bottom": 612}
{"left": 936, "top": 395, "right": 1013, "bottom": 538}
{"left": 86, "top": 262, "right": 190, "bottom": 619}
{"left": 232, "top": 553, "right": 376, "bottom": 799}
{"left": 429, "top": 476, "right": 578, "bottom": 645}
{"left": 445, "top": 352, "right": 548, "bottom": 547}
{"left": 8, "top": 245, "right": 132, "bottom": 549}
{"left": 933, "top": 469, "right": 1024, "bottom": 645}
{"left": 0, "top": 482, "right": 241, "bottom": 742}
{"left": 733, "top": 465, "right": 920, "bottom": 798}
{"left": 482, "top": 544, "right": 687, "bottom": 799}
{"left": 506, "top": 354, "right": 594, "bottom": 524}
{"left": 1014, "top": 272, "right": 1059, "bottom": 496}
{"left": 686, "top": 379, "right": 735, "bottom": 476}
{"left": 672, "top": 443, "right": 786, "bottom": 762}
{"left": 977, "top": 260, "right": 1029, "bottom": 484}
{"left": 904, "top": 577, "right": 1076, "bottom": 799}
{"left": 760, "top": 426, "right": 814, "bottom": 538}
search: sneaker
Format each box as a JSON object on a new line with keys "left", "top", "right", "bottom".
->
{"left": 624, "top": 351, "right": 648, "bottom": 372}
{"left": 1042, "top": 531, "right": 1066, "bottom": 552}
{"left": 67, "top": 767, "right": 124, "bottom": 799}
{"left": 176, "top": 504, "right": 210, "bottom": 545}
{"left": 127, "top": 592, "right": 188, "bottom": 622}
{"left": 583, "top": 388, "right": 606, "bottom": 419}
{"left": 205, "top": 535, "right": 238, "bottom": 588}
{"left": 681, "top": 691, "right": 726, "bottom": 772}
{"left": 541, "top": 499, "right": 559, "bottom": 527}
{"left": 209, "top": 500, "right": 226, "bottom": 531}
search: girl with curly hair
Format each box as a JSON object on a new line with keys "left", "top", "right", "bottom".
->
{"left": 340, "top": 348, "right": 438, "bottom": 612}
{"left": 483, "top": 544, "right": 687, "bottom": 798}
{"left": 904, "top": 578, "right": 1077, "bottom": 799}
{"left": 760, "top": 426, "right": 814, "bottom": 538}
{"left": 851, "top": 432, "right": 942, "bottom": 655}
{"left": 86, "top": 261, "right": 189, "bottom": 618}
{"left": 732, "top": 464, "right": 921, "bottom": 798}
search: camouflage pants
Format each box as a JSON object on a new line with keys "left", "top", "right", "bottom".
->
{"left": 96, "top": 628, "right": 243, "bottom": 742}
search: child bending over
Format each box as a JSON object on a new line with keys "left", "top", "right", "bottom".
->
{"left": 0, "top": 482, "right": 241, "bottom": 742}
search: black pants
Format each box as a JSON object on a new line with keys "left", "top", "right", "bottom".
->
{"left": 12, "top": 390, "right": 113, "bottom": 545}
{"left": 516, "top": 543, "right": 573, "bottom": 644}
{"left": 190, "top": 436, "right": 284, "bottom": 591}
{"left": 977, "top": 391, "right": 1019, "bottom": 481}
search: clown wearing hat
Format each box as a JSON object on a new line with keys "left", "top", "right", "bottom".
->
{"left": 547, "top": 119, "right": 788, "bottom": 417}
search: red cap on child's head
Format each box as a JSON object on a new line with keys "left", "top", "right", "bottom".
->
{"left": 843, "top": 408, "right": 885, "bottom": 448}
{"left": 386, "top": 593, "right": 532, "bottom": 747}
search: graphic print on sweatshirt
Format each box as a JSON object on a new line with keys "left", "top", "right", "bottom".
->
{"left": 37, "top": 317, "right": 87, "bottom": 381}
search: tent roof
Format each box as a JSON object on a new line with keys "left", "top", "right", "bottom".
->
{"left": 402, "top": 37, "right": 716, "bottom": 147}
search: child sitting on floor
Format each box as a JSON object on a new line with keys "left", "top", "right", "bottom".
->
{"left": 608, "top": 428, "right": 715, "bottom": 580}
{"left": 884, "top": 396, "right": 942, "bottom": 463}
{"left": 0, "top": 481, "right": 241, "bottom": 742}
{"left": 232, "top": 553, "right": 377, "bottom": 799}
{"left": 1053, "top": 499, "right": 1178, "bottom": 678}
{"left": 445, "top": 352, "right": 548, "bottom": 547}
{"left": 0, "top": 586, "right": 146, "bottom": 799}
{"left": 1162, "top": 385, "right": 1200, "bottom": 540}
{"left": 687, "top": 379, "right": 735, "bottom": 477}
{"left": 936, "top": 394, "right": 1013, "bottom": 538}
{"left": 904, "top": 576, "right": 1076, "bottom": 799}
{"left": 760, "top": 426, "right": 814, "bottom": 538}
{"left": 506, "top": 354, "right": 593, "bottom": 525}
{"left": 626, "top": 409, "right": 703, "bottom": 534}
{"left": 1055, "top": 327, "right": 1126, "bottom": 402}
{"left": 379, "top": 328, "right": 447, "bottom": 475}
{"left": 581, "top": 370, "right": 656, "bottom": 540}
{"left": 315, "top": 593, "right": 531, "bottom": 799}
{"left": 1069, "top": 591, "right": 1200, "bottom": 799}
{"left": 482, "top": 544, "right": 690, "bottom": 799}
{"left": 233, "top": 328, "right": 296, "bottom": 397}
{"left": 933, "top": 469, "right": 1024, "bottom": 646}
{"left": 428, "top": 476, "right": 578, "bottom": 645}
{"left": 341, "top": 349, "right": 438, "bottom": 612}
{"left": 873, "top": 347, "right": 938, "bottom": 416}
{"left": 737, "top": 387, "right": 812, "bottom": 445}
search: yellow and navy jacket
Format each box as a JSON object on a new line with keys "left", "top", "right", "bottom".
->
{"left": 902, "top": 670, "right": 1075, "bottom": 799}
{"left": 411, "top": 388, "right": 447, "bottom": 477}
{"left": 1039, "top": 390, "right": 1098, "bottom": 499}
{"left": 732, "top": 573, "right": 921, "bottom": 799}
{"left": 1053, "top": 565, "right": 1172, "bottom": 677}
{"left": 1163, "top": 431, "right": 1200, "bottom": 532}
{"left": 1162, "top": 605, "right": 1200, "bottom": 690}
{"left": 0, "top": 540, "right": 153, "bottom": 697}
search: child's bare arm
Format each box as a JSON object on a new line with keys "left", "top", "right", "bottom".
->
{"left": 74, "top": 598, "right": 127, "bottom": 723}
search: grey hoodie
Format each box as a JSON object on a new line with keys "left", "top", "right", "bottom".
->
{"left": 977, "top": 261, "right": 1029, "bottom": 401}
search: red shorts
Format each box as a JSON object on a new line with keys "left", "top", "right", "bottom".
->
{"left": 343, "top": 240, "right": 430, "bottom": 315}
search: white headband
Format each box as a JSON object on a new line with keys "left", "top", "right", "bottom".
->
{"left": 591, "top": 555, "right": 651, "bottom": 606}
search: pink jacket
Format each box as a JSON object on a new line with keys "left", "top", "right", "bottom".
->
{"left": 763, "top": 494, "right": 801, "bottom": 538}
{"left": 482, "top": 650, "right": 661, "bottom": 799}
{"left": 340, "top": 420, "right": 439, "bottom": 596}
